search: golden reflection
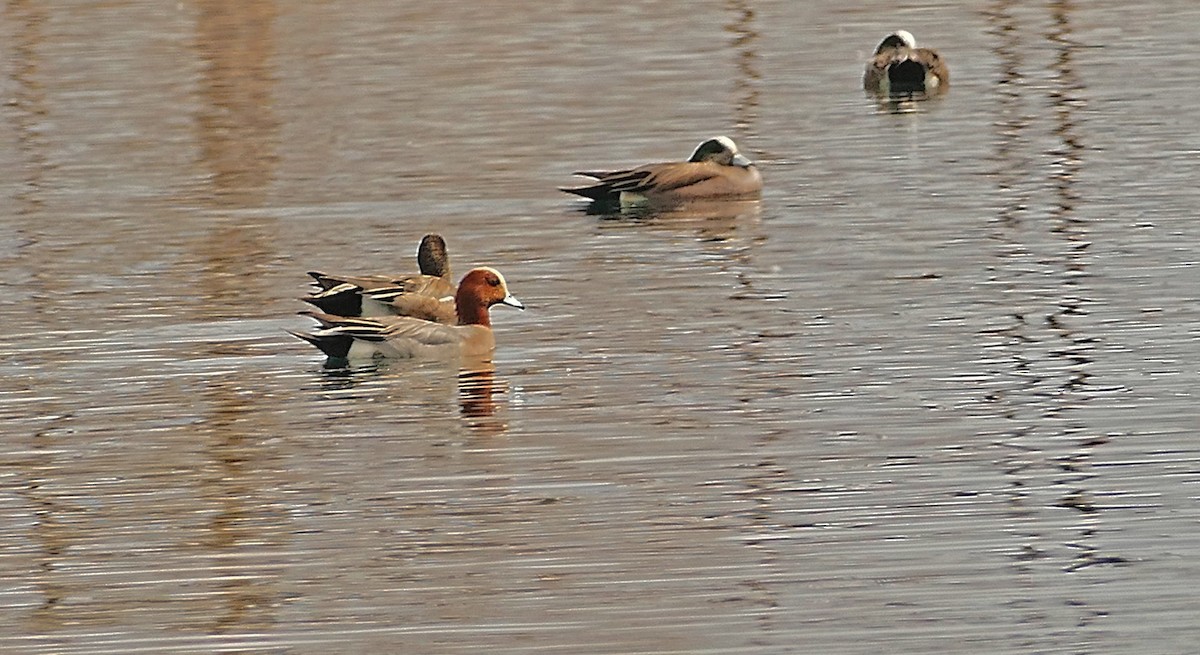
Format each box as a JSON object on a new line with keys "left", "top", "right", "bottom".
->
{"left": 193, "top": 222, "right": 279, "bottom": 320}
{"left": 458, "top": 366, "right": 509, "bottom": 437}
{"left": 22, "top": 418, "right": 76, "bottom": 634}
{"left": 188, "top": 0, "right": 282, "bottom": 320}
{"left": 593, "top": 199, "right": 763, "bottom": 243}
{"left": 188, "top": 0, "right": 288, "bottom": 635}
{"left": 6, "top": 0, "right": 50, "bottom": 218}
{"left": 309, "top": 357, "right": 511, "bottom": 437}
{"left": 192, "top": 0, "right": 280, "bottom": 205}
{"left": 194, "top": 377, "right": 286, "bottom": 634}
{"left": 6, "top": 0, "right": 65, "bottom": 328}
{"left": 7, "top": 1, "right": 73, "bottom": 633}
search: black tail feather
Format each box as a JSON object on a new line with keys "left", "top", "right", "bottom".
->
{"left": 559, "top": 183, "right": 616, "bottom": 202}
{"left": 287, "top": 329, "right": 354, "bottom": 360}
{"left": 306, "top": 271, "right": 344, "bottom": 291}
{"left": 301, "top": 287, "right": 363, "bottom": 317}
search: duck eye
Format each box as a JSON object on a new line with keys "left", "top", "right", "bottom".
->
{"left": 488, "top": 276, "right": 500, "bottom": 287}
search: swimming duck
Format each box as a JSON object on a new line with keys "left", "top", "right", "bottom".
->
{"left": 290, "top": 267, "right": 523, "bottom": 363}
{"left": 863, "top": 30, "right": 949, "bottom": 96}
{"left": 303, "top": 277, "right": 457, "bottom": 323}
{"left": 303, "top": 233, "right": 456, "bottom": 320}
{"left": 561, "top": 136, "right": 762, "bottom": 206}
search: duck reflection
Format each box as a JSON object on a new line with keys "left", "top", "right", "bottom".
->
{"left": 589, "top": 198, "right": 763, "bottom": 243}
{"left": 310, "top": 357, "right": 510, "bottom": 437}
{"left": 458, "top": 365, "right": 509, "bottom": 437}
{"left": 872, "top": 96, "right": 930, "bottom": 115}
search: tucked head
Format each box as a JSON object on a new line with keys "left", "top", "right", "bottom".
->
{"left": 687, "top": 136, "right": 753, "bottom": 168}
{"left": 417, "top": 234, "right": 450, "bottom": 277}
{"left": 875, "top": 30, "right": 917, "bottom": 54}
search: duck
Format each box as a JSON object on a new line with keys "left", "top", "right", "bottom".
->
{"left": 863, "top": 30, "right": 949, "bottom": 97}
{"left": 560, "top": 136, "right": 762, "bottom": 207}
{"left": 303, "top": 233, "right": 457, "bottom": 321}
{"left": 289, "top": 267, "right": 523, "bottom": 364}
{"left": 303, "top": 276, "right": 457, "bottom": 323}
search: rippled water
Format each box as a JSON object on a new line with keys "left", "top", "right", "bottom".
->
{"left": 2, "top": 1, "right": 1199, "bottom": 653}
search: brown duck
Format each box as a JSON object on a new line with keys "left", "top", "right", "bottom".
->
{"left": 290, "top": 267, "right": 524, "bottom": 363}
{"left": 863, "top": 30, "right": 949, "bottom": 97}
{"left": 303, "top": 233, "right": 456, "bottom": 322}
{"left": 561, "top": 136, "right": 762, "bottom": 207}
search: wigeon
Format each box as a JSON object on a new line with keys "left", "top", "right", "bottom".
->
{"left": 303, "top": 233, "right": 456, "bottom": 321}
{"left": 863, "top": 30, "right": 949, "bottom": 97}
{"left": 289, "top": 267, "right": 523, "bottom": 364}
{"left": 560, "top": 136, "right": 762, "bottom": 207}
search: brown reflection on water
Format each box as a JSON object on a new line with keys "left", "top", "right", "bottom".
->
{"left": 309, "top": 358, "right": 512, "bottom": 439}
{"left": 21, "top": 416, "right": 77, "bottom": 635}
{"left": 591, "top": 199, "right": 768, "bottom": 314}
{"left": 5, "top": 0, "right": 50, "bottom": 218}
{"left": 10, "top": 373, "right": 291, "bottom": 637}
{"left": 5, "top": 0, "right": 58, "bottom": 329}
{"left": 3, "top": 0, "right": 80, "bottom": 600}
{"left": 192, "top": 0, "right": 279, "bottom": 205}
{"left": 189, "top": 0, "right": 289, "bottom": 635}
{"left": 458, "top": 368, "right": 509, "bottom": 437}
{"left": 188, "top": 0, "right": 282, "bottom": 321}
{"left": 590, "top": 199, "right": 763, "bottom": 243}
{"left": 194, "top": 376, "right": 289, "bottom": 634}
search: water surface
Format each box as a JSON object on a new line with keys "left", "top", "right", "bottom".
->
{"left": 1, "top": 1, "right": 1198, "bottom": 653}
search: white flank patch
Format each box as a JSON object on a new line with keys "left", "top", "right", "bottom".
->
{"left": 360, "top": 296, "right": 395, "bottom": 317}
{"left": 347, "top": 339, "right": 384, "bottom": 360}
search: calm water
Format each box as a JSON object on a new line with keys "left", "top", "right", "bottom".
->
{"left": 2, "top": 1, "right": 1198, "bottom": 653}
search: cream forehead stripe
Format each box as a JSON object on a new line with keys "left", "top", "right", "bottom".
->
{"left": 477, "top": 266, "right": 507, "bottom": 289}
{"left": 714, "top": 136, "right": 738, "bottom": 153}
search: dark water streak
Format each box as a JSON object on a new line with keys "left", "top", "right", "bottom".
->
{"left": 980, "top": 0, "right": 1128, "bottom": 645}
